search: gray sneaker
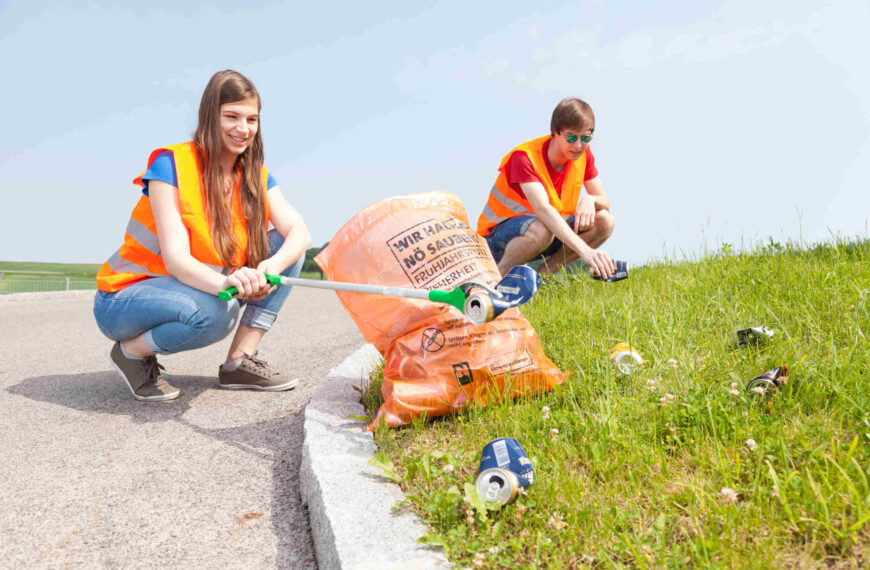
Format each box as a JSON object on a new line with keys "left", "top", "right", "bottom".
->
{"left": 219, "top": 353, "right": 299, "bottom": 391}
{"left": 110, "top": 342, "right": 180, "bottom": 401}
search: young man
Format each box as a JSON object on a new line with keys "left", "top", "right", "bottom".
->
{"left": 477, "top": 98, "right": 616, "bottom": 279}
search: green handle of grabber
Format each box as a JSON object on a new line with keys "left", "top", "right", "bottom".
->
{"left": 428, "top": 287, "right": 467, "bottom": 313}
{"left": 218, "top": 273, "right": 283, "bottom": 301}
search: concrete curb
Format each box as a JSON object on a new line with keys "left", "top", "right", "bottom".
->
{"left": 300, "top": 344, "right": 451, "bottom": 570}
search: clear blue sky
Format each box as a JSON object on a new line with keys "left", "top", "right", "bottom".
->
{"left": 1, "top": 0, "right": 867, "bottom": 265}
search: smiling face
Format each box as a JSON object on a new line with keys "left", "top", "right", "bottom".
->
{"left": 219, "top": 97, "right": 259, "bottom": 161}
{"left": 549, "top": 125, "right": 594, "bottom": 167}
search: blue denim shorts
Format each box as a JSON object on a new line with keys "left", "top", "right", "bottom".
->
{"left": 485, "top": 214, "right": 577, "bottom": 263}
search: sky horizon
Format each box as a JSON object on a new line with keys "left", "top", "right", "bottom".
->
{"left": 1, "top": 0, "right": 868, "bottom": 265}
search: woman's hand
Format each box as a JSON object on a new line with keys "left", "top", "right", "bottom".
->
{"left": 256, "top": 257, "right": 285, "bottom": 278}
{"left": 223, "top": 266, "right": 274, "bottom": 301}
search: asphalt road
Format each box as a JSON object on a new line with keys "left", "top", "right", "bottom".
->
{"left": 0, "top": 288, "right": 364, "bottom": 568}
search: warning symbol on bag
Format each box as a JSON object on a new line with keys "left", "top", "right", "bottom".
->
{"left": 453, "top": 362, "right": 473, "bottom": 385}
{"left": 421, "top": 328, "right": 446, "bottom": 352}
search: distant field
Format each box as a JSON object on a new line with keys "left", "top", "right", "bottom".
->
{"left": 0, "top": 261, "right": 101, "bottom": 278}
{"left": 0, "top": 261, "right": 323, "bottom": 294}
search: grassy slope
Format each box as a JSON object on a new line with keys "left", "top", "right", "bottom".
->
{"left": 367, "top": 239, "right": 870, "bottom": 569}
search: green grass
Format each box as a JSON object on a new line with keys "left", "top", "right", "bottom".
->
{"left": 364, "top": 238, "right": 870, "bottom": 569}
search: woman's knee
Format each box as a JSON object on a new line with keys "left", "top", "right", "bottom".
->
{"left": 184, "top": 299, "right": 239, "bottom": 346}
{"left": 267, "top": 229, "right": 305, "bottom": 278}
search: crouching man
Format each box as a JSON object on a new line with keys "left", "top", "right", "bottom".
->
{"left": 477, "top": 97, "right": 616, "bottom": 279}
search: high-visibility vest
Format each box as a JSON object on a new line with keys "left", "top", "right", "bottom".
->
{"left": 476, "top": 135, "right": 586, "bottom": 236}
{"left": 96, "top": 141, "right": 270, "bottom": 292}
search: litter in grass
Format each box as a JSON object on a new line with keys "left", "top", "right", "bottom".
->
{"left": 609, "top": 343, "right": 644, "bottom": 375}
{"left": 733, "top": 325, "right": 775, "bottom": 348}
{"left": 474, "top": 437, "right": 534, "bottom": 506}
{"left": 745, "top": 365, "right": 789, "bottom": 396}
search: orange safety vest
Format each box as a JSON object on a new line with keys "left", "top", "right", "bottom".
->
{"left": 96, "top": 141, "right": 270, "bottom": 292}
{"left": 476, "top": 135, "right": 586, "bottom": 236}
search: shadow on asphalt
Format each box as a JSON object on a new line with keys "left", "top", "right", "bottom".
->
{"left": 7, "top": 371, "right": 317, "bottom": 569}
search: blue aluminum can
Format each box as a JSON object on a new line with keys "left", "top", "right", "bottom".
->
{"left": 592, "top": 259, "right": 629, "bottom": 282}
{"left": 477, "top": 437, "right": 534, "bottom": 489}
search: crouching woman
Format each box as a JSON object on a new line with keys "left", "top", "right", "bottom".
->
{"left": 94, "top": 70, "right": 310, "bottom": 401}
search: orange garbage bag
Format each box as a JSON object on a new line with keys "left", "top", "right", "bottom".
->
{"left": 315, "top": 192, "right": 568, "bottom": 429}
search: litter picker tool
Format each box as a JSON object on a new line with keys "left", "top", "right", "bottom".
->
{"left": 217, "top": 264, "right": 541, "bottom": 325}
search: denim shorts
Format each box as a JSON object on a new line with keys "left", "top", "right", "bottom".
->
{"left": 93, "top": 229, "right": 304, "bottom": 354}
{"left": 485, "top": 214, "right": 576, "bottom": 263}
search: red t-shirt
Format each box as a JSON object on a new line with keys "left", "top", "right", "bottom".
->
{"left": 505, "top": 138, "right": 598, "bottom": 200}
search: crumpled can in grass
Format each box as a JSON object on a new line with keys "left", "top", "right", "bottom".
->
{"left": 609, "top": 343, "right": 643, "bottom": 375}
{"left": 316, "top": 192, "right": 568, "bottom": 429}
{"left": 746, "top": 365, "right": 789, "bottom": 396}
{"left": 733, "top": 325, "right": 775, "bottom": 348}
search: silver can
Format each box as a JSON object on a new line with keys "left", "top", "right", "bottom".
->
{"left": 474, "top": 467, "right": 520, "bottom": 505}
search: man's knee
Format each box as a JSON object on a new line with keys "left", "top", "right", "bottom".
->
{"left": 595, "top": 210, "right": 615, "bottom": 238}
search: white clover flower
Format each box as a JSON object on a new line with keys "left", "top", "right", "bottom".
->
{"left": 547, "top": 512, "right": 567, "bottom": 530}
{"left": 541, "top": 405, "right": 551, "bottom": 419}
{"left": 551, "top": 428, "right": 559, "bottom": 434}
{"left": 659, "top": 393, "right": 676, "bottom": 406}
{"left": 729, "top": 388, "right": 740, "bottom": 398}
{"left": 719, "top": 487, "right": 739, "bottom": 504}
{"left": 667, "top": 358, "right": 678, "bottom": 368}
{"left": 745, "top": 438, "right": 758, "bottom": 451}
{"left": 751, "top": 386, "right": 766, "bottom": 397}
{"left": 581, "top": 554, "right": 595, "bottom": 564}
{"left": 731, "top": 382, "right": 738, "bottom": 389}
{"left": 488, "top": 546, "right": 499, "bottom": 554}
{"left": 443, "top": 464, "right": 455, "bottom": 473}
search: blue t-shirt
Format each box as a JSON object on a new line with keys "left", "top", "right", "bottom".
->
{"left": 140, "top": 151, "right": 278, "bottom": 195}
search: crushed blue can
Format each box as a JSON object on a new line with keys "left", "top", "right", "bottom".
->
{"left": 477, "top": 437, "right": 534, "bottom": 489}
{"left": 592, "top": 259, "right": 629, "bottom": 282}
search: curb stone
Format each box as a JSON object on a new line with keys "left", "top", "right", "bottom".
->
{"left": 300, "top": 343, "right": 452, "bottom": 570}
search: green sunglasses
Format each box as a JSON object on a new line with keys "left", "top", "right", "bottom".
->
{"left": 564, "top": 133, "right": 592, "bottom": 144}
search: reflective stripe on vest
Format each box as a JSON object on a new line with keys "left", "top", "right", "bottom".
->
{"left": 476, "top": 135, "right": 586, "bottom": 236}
{"left": 96, "top": 141, "right": 269, "bottom": 292}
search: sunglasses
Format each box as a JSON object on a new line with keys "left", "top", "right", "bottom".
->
{"left": 564, "top": 133, "right": 592, "bottom": 144}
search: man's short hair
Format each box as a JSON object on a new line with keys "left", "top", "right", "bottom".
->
{"left": 550, "top": 98, "right": 595, "bottom": 134}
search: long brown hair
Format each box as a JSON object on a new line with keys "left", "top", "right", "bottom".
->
{"left": 193, "top": 70, "right": 269, "bottom": 268}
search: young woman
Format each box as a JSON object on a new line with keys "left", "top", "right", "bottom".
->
{"left": 93, "top": 70, "right": 311, "bottom": 401}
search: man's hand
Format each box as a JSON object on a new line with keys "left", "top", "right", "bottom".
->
{"left": 579, "top": 247, "right": 616, "bottom": 280}
{"left": 573, "top": 196, "right": 597, "bottom": 233}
